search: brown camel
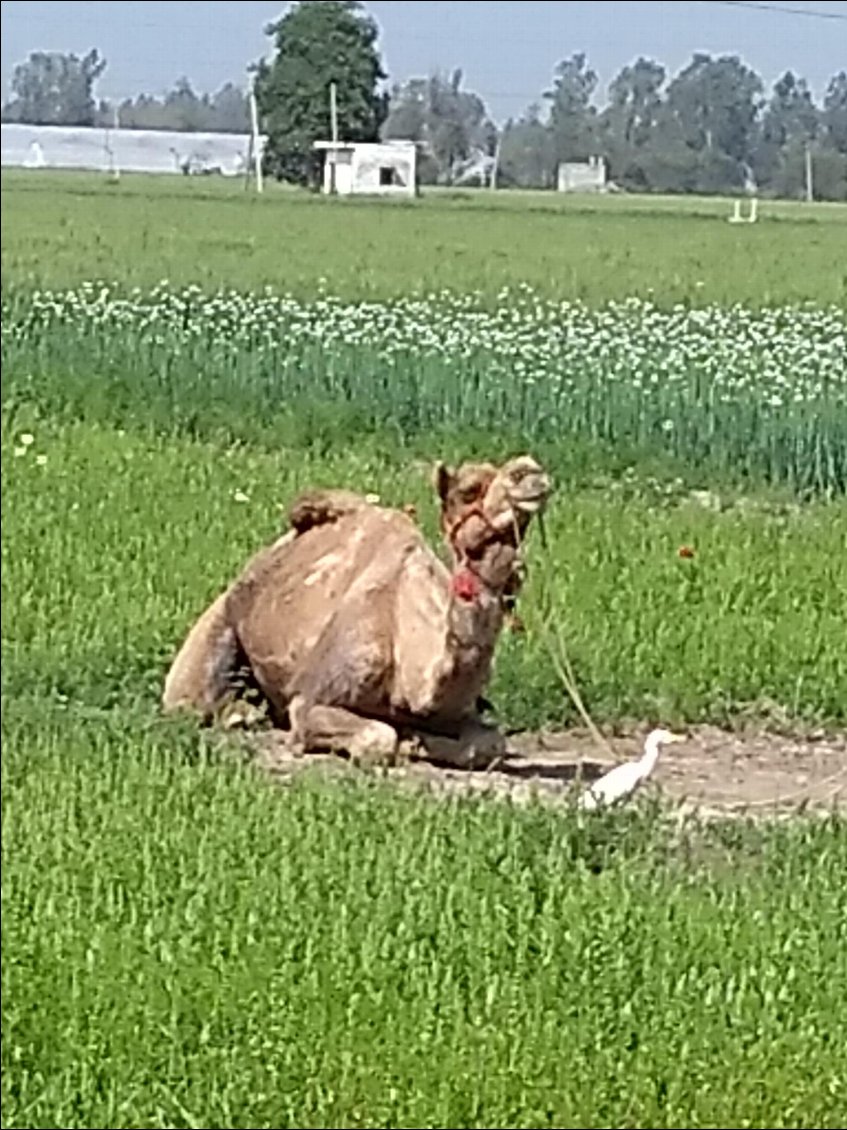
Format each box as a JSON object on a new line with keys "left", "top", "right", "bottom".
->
{"left": 162, "top": 455, "right": 552, "bottom": 767}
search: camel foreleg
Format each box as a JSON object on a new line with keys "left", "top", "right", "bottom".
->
{"left": 288, "top": 695, "right": 401, "bottom": 767}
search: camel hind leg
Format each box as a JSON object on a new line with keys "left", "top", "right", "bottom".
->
{"left": 162, "top": 531, "right": 298, "bottom": 724}
{"left": 162, "top": 592, "right": 242, "bottom": 721}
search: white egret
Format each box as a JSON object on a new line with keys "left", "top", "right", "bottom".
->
{"left": 577, "top": 729, "right": 686, "bottom": 811}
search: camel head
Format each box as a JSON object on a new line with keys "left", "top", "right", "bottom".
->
{"left": 433, "top": 454, "right": 551, "bottom": 544}
{"left": 433, "top": 459, "right": 498, "bottom": 537}
{"left": 435, "top": 454, "right": 552, "bottom": 604}
{"left": 478, "top": 455, "right": 552, "bottom": 535}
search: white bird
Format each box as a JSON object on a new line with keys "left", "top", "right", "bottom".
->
{"left": 577, "top": 728, "right": 686, "bottom": 811}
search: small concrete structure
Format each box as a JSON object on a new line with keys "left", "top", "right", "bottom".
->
{"left": 556, "top": 155, "right": 607, "bottom": 193}
{"left": 313, "top": 139, "right": 417, "bottom": 197}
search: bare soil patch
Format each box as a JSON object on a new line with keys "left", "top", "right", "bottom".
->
{"left": 251, "top": 724, "right": 846, "bottom": 818}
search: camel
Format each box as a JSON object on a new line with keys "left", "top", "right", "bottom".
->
{"left": 162, "top": 454, "right": 552, "bottom": 767}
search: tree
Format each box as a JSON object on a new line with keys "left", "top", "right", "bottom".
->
{"left": 598, "top": 57, "right": 666, "bottom": 189}
{"left": 823, "top": 71, "right": 847, "bottom": 155}
{"left": 163, "top": 77, "right": 212, "bottom": 132}
{"left": 116, "top": 93, "right": 168, "bottom": 131}
{"left": 497, "top": 105, "right": 555, "bottom": 188}
{"left": 630, "top": 103, "right": 706, "bottom": 194}
{"left": 2, "top": 49, "right": 106, "bottom": 126}
{"left": 114, "top": 80, "right": 249, "bottom": 133}
{"left": 255, "top": 0, "right": 388, "bottom": 185}
{"left": 382, "top": 69, "right": 496, "bottom": 184}
{"left": 210, "top": 82, "right": 250, "bottom": 133}
{"left": 606, "top": 57, "right": 666, "bottom": 148}
{"left": 810, "top": 71, "right": 847, "bottom": 202}
{"left": 545, "top": 52, "right": 598, "bottom": 164}
{"left": 808, "top": 147, "right": 847, "bottom": 201}
{"left": 664, "top": 53, "right": 763, "bottom": 190}
{"left": 754, "top": 71, "right": 820, "bottom": 196}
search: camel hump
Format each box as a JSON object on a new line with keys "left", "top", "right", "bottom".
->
{"left": 288, "top": 488, "right": 374, "bottom": 534}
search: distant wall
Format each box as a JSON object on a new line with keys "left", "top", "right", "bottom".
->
{"left": 1, "top": 123, "right": 260, "bottom": 176}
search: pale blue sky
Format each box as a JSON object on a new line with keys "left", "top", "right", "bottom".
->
{"left": 2, "top": 1, "right": 846, "bottom": 121}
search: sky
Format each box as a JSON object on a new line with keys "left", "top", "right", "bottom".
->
{"left": 2, "top": 0, "right": 846, "bottom": 122}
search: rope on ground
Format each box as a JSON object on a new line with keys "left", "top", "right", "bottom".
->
{"left": 532, "top": 513, "right": 615, "bottom": 760}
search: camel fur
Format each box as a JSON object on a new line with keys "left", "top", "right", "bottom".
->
{"left": 162, "top": 455, "right": 551, "bottom": 767}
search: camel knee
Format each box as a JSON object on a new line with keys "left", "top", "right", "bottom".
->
{"left": 347, "top": 720, "right": 400, "bottom": 767}
{"left": 289, "top": 696, "right": 399, "bottom": 767}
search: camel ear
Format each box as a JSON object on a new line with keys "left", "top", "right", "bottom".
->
{"left": 433, "top": 462, "right": 454, "bottom": 502}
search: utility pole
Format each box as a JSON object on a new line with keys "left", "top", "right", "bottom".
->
{"left": 106, "top": 102, "right": 120, "bottom": 181}
{"left": 804, "top": 143, "right": 813, "bottom": 203}
{"left": 329, "top": 81, "right": 339, "bottom": 194}
{"left": 490, "top": 135, "right": 501, "bottom": 192}
{"left": 249, "top": 80, "right": 263, "bottom": 194}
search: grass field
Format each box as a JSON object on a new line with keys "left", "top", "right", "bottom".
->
{"left": 3, "top": 169, "right": 847, "bottom": 304}
{"left": 2, "top": 172, "right": 846, "bottom": 1128}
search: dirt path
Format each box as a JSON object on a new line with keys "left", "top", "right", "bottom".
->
{"left": 252, "top": 724, "right": 846, "bottom": 818}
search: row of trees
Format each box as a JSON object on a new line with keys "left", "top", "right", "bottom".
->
{"left": 498, "top": 54, "right": 847, "bottom": 200}
{"left": 3, "top": 1, "right": 846, "bottom": 199}
{"left": 112, "top": 80, "right": 250, "bottom": 133}
{"left": 0, "top": 51, "right": 250, "bottom": 134}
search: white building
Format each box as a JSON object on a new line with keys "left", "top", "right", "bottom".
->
{"left": 557, "top": 155, "right": 607, "bottom": 193}
{"left": 313, "top": 140, "right": 417, "bottom": 197}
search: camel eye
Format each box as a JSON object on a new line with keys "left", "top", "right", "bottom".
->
{"left": 459, "top": 484, "right": 483, "bottom": 502}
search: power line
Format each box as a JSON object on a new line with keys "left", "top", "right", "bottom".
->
{"left": 705, "top": 1, "right": 847, "bottom": 20}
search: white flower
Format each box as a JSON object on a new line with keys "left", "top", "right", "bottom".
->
{"left": 19, "top": 433, "right": 34, "bottom": 447}
{"left": 13, "top": 446, "right": 26, "bottom": 457}
{"left": 232, "top": 490, "right": 250, "bottom": 503}
{"left": 35, "top": 454, "right": 47, "bottom": 466}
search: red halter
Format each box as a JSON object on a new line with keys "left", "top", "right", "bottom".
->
{"left": 444, "top": 505, "right": 504, "bottom": 603}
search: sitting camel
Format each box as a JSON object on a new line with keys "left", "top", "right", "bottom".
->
{"left": 162, "top": 455, "right": 552, "bottom": 767}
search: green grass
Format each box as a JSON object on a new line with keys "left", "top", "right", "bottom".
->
{"left": 3, "top": 169, "right": 846, "bottom": 305}
{"left": 3, "top": 173, "right": 847, "bottom": 1129}
{"left": 3, "top": 702, "right": 846, "bottom": 1129}
{"left": 4, "top": 418, "right": 845, "bottom": 730}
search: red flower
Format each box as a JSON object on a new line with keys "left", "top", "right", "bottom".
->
{"left": 678, "top": 545, "right": 695, "bottom": 559}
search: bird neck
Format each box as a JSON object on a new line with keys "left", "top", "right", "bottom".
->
{"left": 640, "top": 736, "right": 662, "bottom": 775}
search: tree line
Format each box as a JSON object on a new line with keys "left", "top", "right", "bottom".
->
{"left": 0, "top": 50, "right": 251, "bottom": 134}
{"left": 3, "top": 1, "right": 846, "bottom": 199}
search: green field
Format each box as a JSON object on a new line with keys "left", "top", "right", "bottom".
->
{"left": 2, "top": 173, "right": 846, "bottom": 1128}
{"left": 3, "top": 169, "right": 847, "bottom": 304}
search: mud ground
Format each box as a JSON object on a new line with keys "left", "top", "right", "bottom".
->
{"left": 250, "top": 724, "right": 846, "bottom": 819}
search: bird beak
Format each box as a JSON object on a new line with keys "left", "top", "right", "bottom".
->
{"left": 668, "top": 732, "right": 687, "bottom": 744}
